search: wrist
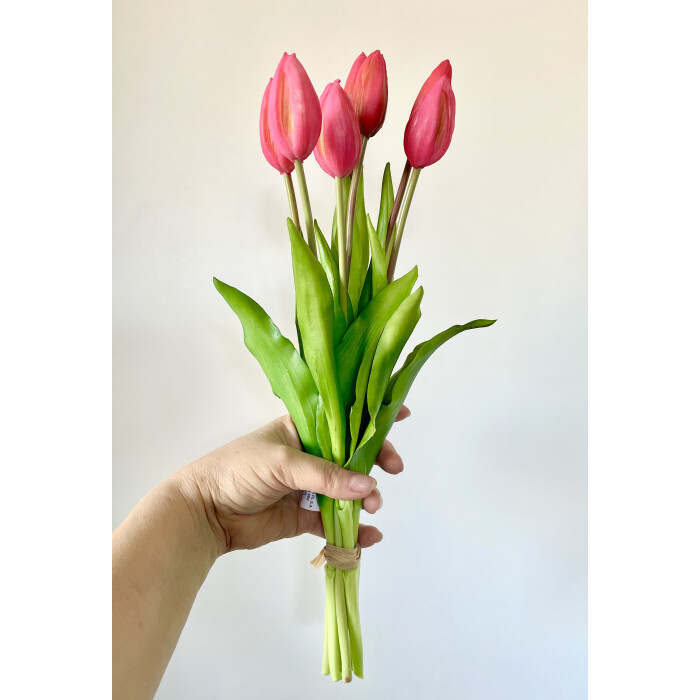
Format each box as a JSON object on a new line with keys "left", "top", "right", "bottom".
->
{"left": 168, "top": 465, "right": 228, "bottom": 561}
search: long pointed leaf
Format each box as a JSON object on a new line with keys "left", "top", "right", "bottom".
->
{"left": 213, "top": 277, "right": 320, "bottom": 455}
{"left": 347, "top": 329, "right": 382, "bottom": 459}
{"left": 288, "top": 219, "right": 345, "bottom": 463}
{"left": 349, "top": 318, "right": 497, "bottom": 472}
{"left": 367, "top": 214, "right": 388, "bottom": 297}
{"left": 314, "top": 221, "right": 348, "bottom": 346}
{"left": 366, "top": 287, "right": 423, "bottom": 427}
{"left": 336, "top": 266, "right": 418, "bottom": 410}
{"left": 376, "top": 163, "right": 394, "bottom": 251}
{"left": 348, "top": 170, "right": 369, "bottom": 317}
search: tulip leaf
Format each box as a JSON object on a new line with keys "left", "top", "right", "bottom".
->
{"left": 348, "top": 170, "right": 369, "bottom": 319}
{"left": 314, "top": 221, "right": 347, "bottom": 346}
{"left": 377, "top": 162, "right": 394, "bottom": 250}
{"left": 366, "top": 287, "right": 423, "bottom": 427}
{"left": 213, "top": 276, "right": 320, "bottom": 455}
{"left": 366, "top": 214, "right": 388, "bottom": 297}
{"left": 331, "top": 209, "right": 339, "bottom": 262}
{"left": 349, "top": 318, "right": 497, "bottom": 473}
{"left": 315, "top": 395, "right": 334, "bottom": 461}
{"left": 336, "top": 265, "right": 418, "bottom": 411}
{"left": 357, "top": 263, "right": 373, "bottom": 315}
{"left": 288, "top": 219, "right": 345, "bottom": 464}
{"left": 347, "top": 329, "right": 382, "bottom": 459}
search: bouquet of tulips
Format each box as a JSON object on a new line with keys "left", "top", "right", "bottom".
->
{"left": 214, "top": 51, "right": 495, "bottom": 682}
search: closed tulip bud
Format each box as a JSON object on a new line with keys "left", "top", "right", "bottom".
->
{"left": 259, "top": 79, "right": 294, "bottom": 174}
{"left": 313, "top": 80, "right": 362, "bottom": 178}
{"left": 344, "top": 50, "right": 388, "bottom": 138}
{"left": 268, "top": 53, "right": 322, "bottom": 163}
{"left": 403, "top": 60, "right": 456, "bottom": 168}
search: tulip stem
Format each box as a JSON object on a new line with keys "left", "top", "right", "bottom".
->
{"left": 387, "top": 167, "right": 421, "bottom": 282}
{"left": 335, "top": 177, "right": 349, "bottom": 319}
{"left": 385, "top": 159, "right": 411, "bottom": 250}
{"left": 295, "top": 160, "right": 317, "bottom": 256}
{"left": 282, "top": 173, "right": 300, "bottom": 231}
{"left": 346, "top": 136, "right": 368, "bottom": 271}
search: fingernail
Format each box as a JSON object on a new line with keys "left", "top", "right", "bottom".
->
{"left": 378, "top": 492, "right": 384, "bottom": 510}
{"left": 350, "top": 474, "right": 376, "bottom": 493}
{"left": 405, "top": 407, "right": 412, "bottom": 416}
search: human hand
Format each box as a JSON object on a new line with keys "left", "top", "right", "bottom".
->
{"left": 174, "top": 407, "right": 410, "bottom": 555}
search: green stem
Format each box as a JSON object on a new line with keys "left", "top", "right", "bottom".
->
{"left": 335, "top": 177, "right": 349, "bottom": 319}
{"left": 325, "top": 567, "right": 341, "bottom": 681}
{"left": 385, "top": 158, "right": 411, "bottom": 250}
{"left": 346, "top": 136, "right": 368, "bottom": 271}
{"left": 387, "top": 167, "right": 421, "bottom": 282}
{"left": 344, "top": 567, "right": 363, "bottom": 678}
{"left": 282, "top": 172, "right": 300, "bottom": 231}
{"left": 295, "top": 160, "right": 317, "bottom": 256}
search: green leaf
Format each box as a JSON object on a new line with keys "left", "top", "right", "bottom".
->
{"left": 331, "top": 209, "right": 339, "bottom": 262}
{"left": 288, "top": 219, "right": 345, "bottom": 464}
{"left": 315, "top": 396, "right": 333, "bottom": 461}
{"left": 347, "top": 329, "right": 382, "bottom": 459}
{"left": 348, "top": 318, "right": 497, "bottom": 473}
{"left": 366, "top": 287, "right": 423, "bottom": 428}
{"left": 213, "top": 277, "right": 320, "bottom": 455}
{"left": 376, "top": 163, "right": 394, "bottom": 250}
{"left": 357, "top": 262, "right": 373, "bottom": 315}
{"left": 336, "top": 265, "right": 419, "bottom": 411}
{"left": 366, "top": 214, "right": 388, "bottom": 297}
{"left": 314, "top": 221, "right": 347, "bottom": 346}
{"left": 347, "top": 170, "right": 369, "bottom": 319}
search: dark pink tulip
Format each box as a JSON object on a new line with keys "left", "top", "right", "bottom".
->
{"left": 410, "top": 59, "right": 452, "bottom": 115}
{"left": 259, "top": 79, "right": 295, "bottom": 174}
{"left": 403, "top": 62, "right": 456, "bottom": 169}
{"left": 313, "top": 80, "right": 362, "bottom": 178}
{"left": 344, "top": 50, "right": 388, "bottom": 138}
{"left": 268, "top": 53, "right": 322, "bottom": 163}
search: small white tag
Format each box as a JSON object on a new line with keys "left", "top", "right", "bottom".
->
{"left": 299, "top": 490, "right": 320, "bottom": 512}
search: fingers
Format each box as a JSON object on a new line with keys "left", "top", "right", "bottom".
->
{"left": 303, "top": 518, "right": 383, "bottom": 548}
{"left": 395, "top": 404, "right": 411, "bottom": 422}
{"left": 362, "top": 488, "right": 383, "bottom": 514}
{"left": 375, "top": 439, "right": 404, "bottom": 474}
{"left": 358, "top": 524, "right": 383, "bottom": 548}
{"left": 276, "top": 447, "right": 377, "bottom": 500}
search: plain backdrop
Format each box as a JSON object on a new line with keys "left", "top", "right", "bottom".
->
{"left": 113, "top": 0, "right": 587, "bottom": 698}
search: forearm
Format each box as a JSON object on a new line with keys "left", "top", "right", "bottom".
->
{"left": 112, "top": 474, "right": 220, "bottom": 700}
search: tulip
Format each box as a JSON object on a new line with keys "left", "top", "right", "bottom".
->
{"left": 313, "top": 80, "right": 362, "bottom": 318}
{"left": 314, "top": 80, "right": 362, "bottom": 179}
{"left": 259, "top": 78, "right": 300, "bottom": 229}
{"left": 344, "top": 50, "right": 388, "bottom": 138}
{"left": 266, "top": 53, "right": 322, "bottom": 255}
{"left": 260, "top": 79, "right": 295, "bottom": 174}
{"left": 268, "top": 53, "right": 322, "bottom": 164}
{"left": 409, "top": 59, "right": 452, "bottom": 117}
{"left": 385, "top": 62, "right": 456, "bottom": 281}
{"left": 403, "top": 61, "right": 456, "bottom": 169}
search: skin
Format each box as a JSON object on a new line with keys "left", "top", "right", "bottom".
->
{"left": 112, "top": 406, "right": 410, "bottom": 700}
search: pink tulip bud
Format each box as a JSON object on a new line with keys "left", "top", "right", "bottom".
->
{"left": 344, "top": 50, "right": 388, "bottom": 138}
{"left": 403, "top": 61, "right": 456, "bottom": 168}
{"left": 313, "top": 80, "right": 362, "bottom": 178}
{"left": 268, "top": 53, "right": 322, "bottom": 163}
{"left": 259, "top": 79, "right": 295, "bottom": 174}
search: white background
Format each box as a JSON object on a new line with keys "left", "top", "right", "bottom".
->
{"left": 112, "top": 0, "right": 587, "bottom": 698}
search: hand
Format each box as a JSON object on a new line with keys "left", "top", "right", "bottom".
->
{"left": 175, "top": 407, "right": 410, "bottom": 555}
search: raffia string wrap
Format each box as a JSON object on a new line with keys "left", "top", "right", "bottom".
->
{"left": 310, "top": 543, "right": 361, "bottom": 570}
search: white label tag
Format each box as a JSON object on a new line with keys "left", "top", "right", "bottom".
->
{"left": 299, "top": 490, "right": 320, "bottom": 512}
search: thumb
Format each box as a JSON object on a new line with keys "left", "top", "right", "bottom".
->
{"left": 274, "top": 446, "right": 377, "bottom": 500}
